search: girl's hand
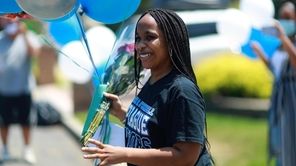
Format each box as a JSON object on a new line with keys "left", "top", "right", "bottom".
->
{"left": 274, "top": 20, "right": 286, "bottom": 39}
{"left": 82, "top": 139, "right": 126, "bottom": 166}
{"left": 250, "top": 40, "right": 262, "bottom": 53}
{"left": 104, "top": 93, "right": 126, "bottom": 122}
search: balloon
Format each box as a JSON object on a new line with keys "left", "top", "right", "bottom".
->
{"left": 80, "top": 0, "right": 141, "bottom": 24}
{"left": 16, "top": 0, "right": 78, "bottom": 21}
{"left": 58, "top": 41, "right": 93, "bottom": 84}
{"left": 216, "top": 9, "right": 252, "bottom": 51}
{"left": 85, "top": 26, "right": 116, "bottom": 66}
{"left": 58, "top": 25, "right": 116, "bottom": 84}
{"left": 85, "top": 26, "right": 116, "bottom": 87}
{"left": 241, "top": 28, "right": 281, "bottom": 59}
{"left": 0, "top": 0, "right": 22, "bottom": 14}
{"left": 240, "top": 0, "right": 275, "bottom": 28}
{"left": 48, "top": 15, "right": 81, "bottom": 46}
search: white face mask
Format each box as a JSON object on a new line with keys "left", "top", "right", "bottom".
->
{"left": 4, "top": 22, "right": 19, "bottom": 35}
{"left": 279, "top": 19, "right": 296, "bottom": 37}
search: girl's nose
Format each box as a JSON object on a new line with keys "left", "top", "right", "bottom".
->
{"left": 135, "top": 40, "right": 145, "bottom": 52}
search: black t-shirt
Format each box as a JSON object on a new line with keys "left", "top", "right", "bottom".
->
{"left": 125, "top": 69, "right": 207, "bottom": 165}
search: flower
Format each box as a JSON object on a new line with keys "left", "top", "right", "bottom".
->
{"left": 81, "top": 42, "right": 138, "bottom": 146}
{"left": 80, "top": 24, "right": 143, "bottom": 146}
{"left": 103, "top": 43, "right": 136, "bottom": 95}
{"left": 117, "top": 43, "right": 135, "bottom": 54}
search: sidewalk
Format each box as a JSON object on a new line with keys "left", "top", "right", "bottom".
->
{"left": 32, "top": 84, "right": 134, "bottom": 142}
{"left": 32, "top": 84, "right": 81, "bottom": 141}
{"left": 0, "top": 125, "right": 92, "bottom": 166}
{"left": 206, "top": 95, "right": 269, "bottom": 118}
{"left": 31, "top": 84, "right": 129, "bottom": 166}
{"left": 0, "top": 84, "right": 92, "bottom": 166}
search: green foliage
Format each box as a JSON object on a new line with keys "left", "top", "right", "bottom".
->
{"left": 229, "top": 0, "right": 240, "bottom": 8}
{"left": 194, "top": 52, "right": 273, "bottom": 98}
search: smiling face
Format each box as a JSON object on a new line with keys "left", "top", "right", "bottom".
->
{"left": 135, "top": 14, "right": 172, "bottom": 74}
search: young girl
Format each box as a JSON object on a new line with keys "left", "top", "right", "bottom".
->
{"left": 82, "top": 8, "right": 213, "bottom": 166}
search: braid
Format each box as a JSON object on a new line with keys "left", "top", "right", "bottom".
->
{"left": 149, "top": 8, "right": 197, "bottom": 84}
{"left": 134, "top": 8, "right": 197, "bottom": 87}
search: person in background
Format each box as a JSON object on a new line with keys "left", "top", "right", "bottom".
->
{"left": 81, "top": 8, "right": 213, "bottom": 166}
{"left": 0, "top": 18, "right": 41, "bottom": 164}
{"left": 251, "top": 1, "right": 296, "bottom": 166}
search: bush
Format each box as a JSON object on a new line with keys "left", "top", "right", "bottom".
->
{"left": 194, "top": 52, "right": 273, "bottom": 98}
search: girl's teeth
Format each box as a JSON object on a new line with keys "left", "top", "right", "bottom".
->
{"left": 140, "top": 54, "right": 149, "bottom": 58}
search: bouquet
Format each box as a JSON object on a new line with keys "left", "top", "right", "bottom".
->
{"left": 80, "top": 24, "right": 139, "bottom": 146}
{"left": 102, "top": 43, "right": 136, "bottom": 95}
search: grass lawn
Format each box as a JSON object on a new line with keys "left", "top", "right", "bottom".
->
{"left": 207, "top": 112, "right": 268, "bottom": 166}
{"left": 75, "top": 111, "right": 268, "bottom": 166}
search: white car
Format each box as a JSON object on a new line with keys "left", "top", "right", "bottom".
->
{"left": 177, "top": 9, "right": 231, "bottom": 63}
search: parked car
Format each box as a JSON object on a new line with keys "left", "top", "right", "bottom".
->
{"left": 177, "top": 9, "right": 231, "bottom": 63}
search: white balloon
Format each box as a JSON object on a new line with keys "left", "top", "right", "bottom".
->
{"left": 85, "top": 26, "right": 116, "bottom": 66}
{"left": 58, "top": 41, "right": 93, "bottom": 84}
{"left": 216, "top": 9, "right": 252, "bottom": 49}
{"left": 240, "top": 0, "right": 275, "bottom": 28}
{"left": 16, "top": 0, "right": 78, "bottom": 21}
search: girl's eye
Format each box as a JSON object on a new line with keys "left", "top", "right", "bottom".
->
{"left": 146, "top": 35, "right": 156, "bottom": 41}
{"left": 135, "top": 34, "right": 157, "bottom": 44}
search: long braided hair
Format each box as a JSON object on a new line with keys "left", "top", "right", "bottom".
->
{"left": 134, "top": 8, "right": 213, "bottom": 163}
{"left": 134, "top": 8, "right": 197, "bottom": 86}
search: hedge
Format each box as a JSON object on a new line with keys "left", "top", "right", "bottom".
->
{"left": 194, "top": 52, "right": 273, "bottom": 99}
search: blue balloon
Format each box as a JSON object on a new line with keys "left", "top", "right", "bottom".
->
{"left": 241, "top": 28, "right": 281, "bottom": 59}
{"left": 48, "top": 15, "right": 82, "bottom": 46}
{"left": 80, "top": 0, "right": 141, "bottom": 24}
{"left": 0, "top": 0, "right": 22, "bottom": 13}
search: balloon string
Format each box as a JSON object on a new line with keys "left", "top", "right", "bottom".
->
{"left": 75, "top": 12, "right": 100, "bottom": 81}
{"left": 40, "top": 35, "right": 102, "bottom": 86}
{"left": 40, "top": 35, "right": 91, "bottom": 74}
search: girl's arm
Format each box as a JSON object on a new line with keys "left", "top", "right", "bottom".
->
{"left": 82, "top": 139, "right": 202, "bottom": 166}
{"left": 19, "top": 22, "right": 40, "bottom": 57}
{"left": 250, "top": 41, "right": 270, "bottom": 67}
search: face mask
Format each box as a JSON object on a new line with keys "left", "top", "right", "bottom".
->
{"left": 279, "top": 19, "right": 296, "bottom": 37}
{"left": 4, "top": 22, "right": 19, "bottom": 35}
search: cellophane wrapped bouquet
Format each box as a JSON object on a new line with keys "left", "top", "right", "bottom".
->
{"left": 81, "top": 23, "right": 139, "bottom": 146}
